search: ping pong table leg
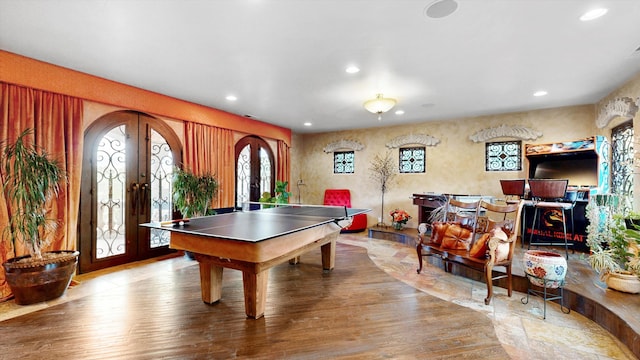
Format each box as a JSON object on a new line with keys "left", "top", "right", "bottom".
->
{"left": 242, "top": 270, "right": 269, "bottom": 319}
{"left": 198, "top": 262, "right": 223, "bottom": 304}
{"left": 320, "top": 238, "right": 336, "bottom": 271}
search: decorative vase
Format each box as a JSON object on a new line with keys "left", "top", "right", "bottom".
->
{"left": 3, "top": 250, "right": 79, "bottom": 305}
{"left": 393, "top": 222, "right": 404, "bottom": 230}
{"left": 523, "top": 250, "right": 567, "bottom": 289}
{"left": 603, "top": 271, "right": 640, "bottom": 294}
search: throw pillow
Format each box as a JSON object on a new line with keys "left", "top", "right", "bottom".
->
{"left": 430, "top": 221, "right": 448, "bottom": 245}
{"left": 469, "top": 233, "right": 491, "bottom": 258}
{"left": 440, "top": 223, "right": 472, "bottom": 250}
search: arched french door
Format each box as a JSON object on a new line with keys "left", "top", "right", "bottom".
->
{"left": 235, "top": 136, "right": 275, "bottom": 208}
{"left": 78, "top": 111, "right": 181, "bottom": 273}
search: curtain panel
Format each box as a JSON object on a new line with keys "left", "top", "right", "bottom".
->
{"left": 183, "top": 122, "right": 235, "bottom": 208}
{"left": 0, "top": 82, "right": 83, "bottom": 301}
{"left": 277, "top": 140, "right": 291, "bottom": 190}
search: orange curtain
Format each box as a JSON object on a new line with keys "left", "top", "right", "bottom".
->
{"left": 0, "top": 82, "right": 83, "bottom": 301}
{"left": 183, "top": 122, "right": 234, "bottom": 208}
{"left": 277, "top": 140, "right": 291, "bottom": 189}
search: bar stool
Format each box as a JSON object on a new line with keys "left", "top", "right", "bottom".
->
{"left": 527, "top": 179, "right": 573, "bottom": 259}
{"left": 500, "top": 179, "right": 527, "bottom": 247}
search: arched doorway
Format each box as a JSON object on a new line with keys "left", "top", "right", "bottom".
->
{"left": 235, "top": 136, "right": 275, "bottom": 208}
{"left": 78, "top": 111, "right": 181, "bottom": 273}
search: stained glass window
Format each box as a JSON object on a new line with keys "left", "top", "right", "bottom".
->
{"left": 399, "top": 147, "right": 425, "bottom": 173}
{"left": 486, "top": 141, "right": 521, "bottom": 171}
{"left": 334, "top": 151, "right": 354, "bottom": 174}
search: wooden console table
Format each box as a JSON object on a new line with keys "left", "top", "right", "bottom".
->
{"left": 412, "top": 193, "right": 447, "bottom": 225}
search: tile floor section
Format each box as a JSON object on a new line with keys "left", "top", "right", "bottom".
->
{"left": 339, "top": 234, "right": 637, "bottom": 360}
{"left": 0, "top": 233, "right": 637, "bottom": 359}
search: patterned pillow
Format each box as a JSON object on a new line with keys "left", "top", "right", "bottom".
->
{"left": 440, "top": 223, "right": 473, "bottom": 250}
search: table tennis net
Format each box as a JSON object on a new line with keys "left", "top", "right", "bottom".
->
{"left": 245, "top": 202, "right": 351, "bottom": 218}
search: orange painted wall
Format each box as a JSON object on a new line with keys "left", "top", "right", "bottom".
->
{"left": 0, "top": 50, "right": 291, "bottom": 145}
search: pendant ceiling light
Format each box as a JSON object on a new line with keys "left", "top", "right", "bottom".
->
{"left": 363, "top": 94, "right": 397, "bottom": 121}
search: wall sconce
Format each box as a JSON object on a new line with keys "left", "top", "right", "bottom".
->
{"left": 363, "top": 94, "right": 397, "bottom": 121}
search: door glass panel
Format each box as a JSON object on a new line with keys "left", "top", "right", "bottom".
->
{"left": 96, "top": 125, "right": 126, "bottom": 259}
{"left": 611, "top": 122, "right": 634, "bottom": 206}
{"left": 236, "top": 144, "right": 251, "bottom": 207}
{"left": 260, "top": 147, "right": 272, "bottom": 194}
{"left": 149, "top": 129, "right": 173, "bottom": 248}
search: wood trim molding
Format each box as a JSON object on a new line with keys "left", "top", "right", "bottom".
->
{"left": 469, "top": 124, "right": 542, "bottom": 143}
{"left": 385, "top": 133, "right": 440, "bottom": 148}
{"left": 323, "top": 139, "right": 365, "bottom": 153}
{"left": 596, "top": 96, "right": 639, "bottom": 129}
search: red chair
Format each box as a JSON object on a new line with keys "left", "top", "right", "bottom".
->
{"left": 323, "top": 189, "right": 367, "bottom": 232}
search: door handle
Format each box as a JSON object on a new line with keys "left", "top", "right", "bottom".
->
{"left": 130, "top": 182, "right": 140, "bottom": 215}
{"left": 140, "top": 183, "right": 150, "bottom": 215}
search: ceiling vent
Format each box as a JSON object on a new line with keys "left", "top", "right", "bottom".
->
{"left": 424, "top": 0, "right": 458, "bottom": 19}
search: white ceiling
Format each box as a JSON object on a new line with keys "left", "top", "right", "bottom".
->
{"left": 2, "top": 0, "right": 640, "bottom": 134}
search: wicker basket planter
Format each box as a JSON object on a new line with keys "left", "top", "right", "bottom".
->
{"left": 603, "top": 271, "right": 640, "bottom": 294}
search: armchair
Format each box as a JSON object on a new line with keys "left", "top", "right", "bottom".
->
{"left": 323, "top": 189, "right": 367, "bottom": 233}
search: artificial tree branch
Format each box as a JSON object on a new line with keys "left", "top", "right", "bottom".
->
{"left": 369, "top": 150, "right": 396, "bottom": 226}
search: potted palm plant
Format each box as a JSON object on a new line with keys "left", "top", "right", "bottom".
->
{"left": 172, "top": 167, "right": 218, "bottom": 260}
{"left": 172, "top": 167, "right": 219, "bottom": 218}
{"left": 585, "top": 194, "right": 640, "bottom": 293}
{"left": 1, "top": 129, "right": 79, "bottom": 305}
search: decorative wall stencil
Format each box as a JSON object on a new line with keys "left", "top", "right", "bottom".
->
{"left": 596, "top": 97, "right": 639, "bottom": 129}
{"left": 323, "top": 139, "right": 365, "bottom": 153}
{"left": 385, "top": 133, "right": 440, "bottom": 148}
{"left": 469, "top": 124, "right": 542, "bottom": 143}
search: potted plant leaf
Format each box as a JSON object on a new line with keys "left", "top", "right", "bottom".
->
{"left": 585, "top": 194, "right": 640, "bottom": 293}
{"left": 172, "top": 167, "right": 219, "bottom": 218}
{"left": 1, "top": 129, "right": 79, "bottom": 305}
{"left": 172, "top": 167, "right": 218, "bottom": 260}
{"left": 259, "top": 180, "right": 291, "bottom": 208}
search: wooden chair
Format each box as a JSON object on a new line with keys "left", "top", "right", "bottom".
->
{"left": 499, "top": 179, "right": 527, "bottom": 247}
{"left": 499, "top": 179, "right": 526, "bottom": 204}
{"left": 527, "top": 179, "right": 573, "bottom": 259}
{"left": 417, "top": 199, "right": 523, "bottom": 305}
{"left": 416, "top": 196, "right": 481, "bottom": 274}
{"left": 444, "top": 197, "right": 481, "bottom": 229}
{"left": 475, "top": 200, "right": 523, "bottom": 304}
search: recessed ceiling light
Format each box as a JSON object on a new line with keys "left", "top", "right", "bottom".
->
{"left": 225, "top": 95, "right": 237, "bottom": 101}
{"left": 580, "top": 8, "right": 608, "bottom": 21}
{"left": 303, "top": 122, "right": 312, "bottom": 127}
{"left": 345, "top": 66, "right": 360, "bottom": 74}
{"left": 533, "top": 90, "right": 548, "bottom": 97}
{"left": 395, "top": 110, "right": 405, "bottom": 115}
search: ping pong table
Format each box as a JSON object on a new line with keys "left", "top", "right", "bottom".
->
{"left": 141, "top": 205, "right": 368, "bottom": 319}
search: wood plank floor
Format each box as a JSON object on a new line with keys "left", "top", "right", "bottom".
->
{"left": 0, "top": 243, "right": 509, "bottom": 359}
